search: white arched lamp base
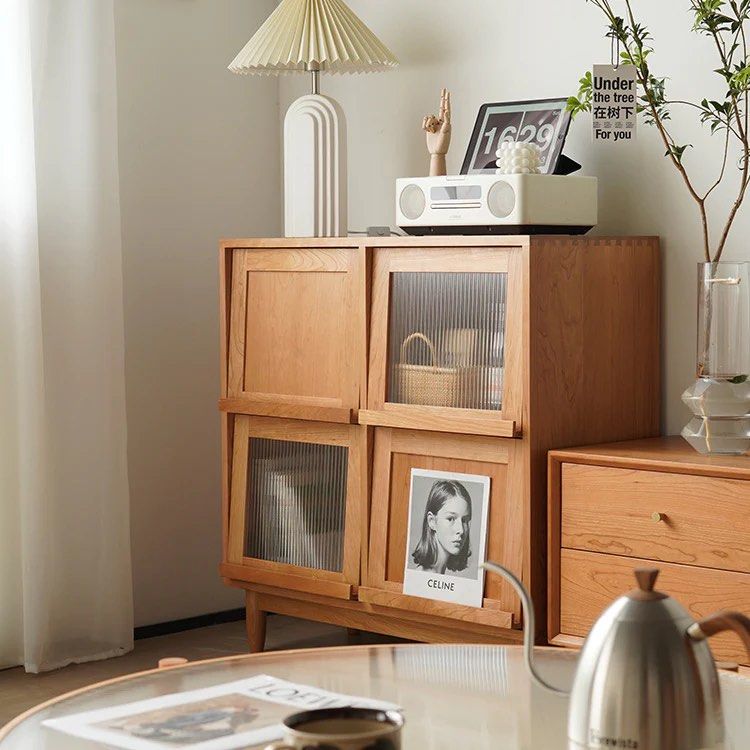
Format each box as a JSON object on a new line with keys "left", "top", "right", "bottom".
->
{"left": 284, "top": 94, "right": 347, "bottom": 238}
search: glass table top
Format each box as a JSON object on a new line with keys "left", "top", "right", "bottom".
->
{"left": 2, "top": 644, "right": 750, "bottom": 748}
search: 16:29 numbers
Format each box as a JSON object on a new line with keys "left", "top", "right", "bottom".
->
{"left": 482, "top": 122, "right": 555, "bottom": 162}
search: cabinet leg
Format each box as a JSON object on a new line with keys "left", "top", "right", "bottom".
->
{"left": 245, "top": 591, "right": 267, "bottom": 653}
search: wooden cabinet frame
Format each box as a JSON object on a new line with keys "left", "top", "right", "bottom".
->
{"left": 218, "top": 236, "right": 661, "bottom": 651}
{"left": 223, "top": 245, "right": 367, "bottom": 424}
{"left": 220, "top": 415, "right": 367, "bottom": 600}
{"left": 361, "top": 427, "right": 525, "bottom": 629}
{"left": 360, "top": 246, "right": 524, "bottom": 438}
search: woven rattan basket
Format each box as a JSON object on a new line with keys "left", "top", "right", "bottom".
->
{"left": 394, "top": 332, "right": 479, "bottom": 408}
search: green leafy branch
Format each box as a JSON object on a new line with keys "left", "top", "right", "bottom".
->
{"left": 567, "top": 0, "right": 750, "bottom": 262}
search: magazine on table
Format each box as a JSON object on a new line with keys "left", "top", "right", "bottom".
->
{"left": 42, "top": 674, "right": 400, "bottom": 750}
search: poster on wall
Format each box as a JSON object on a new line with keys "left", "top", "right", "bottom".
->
{"left": 402, "top": 468, "right": 490, "bottom": 608}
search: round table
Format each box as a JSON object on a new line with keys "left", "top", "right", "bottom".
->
{"left": 2, "top": 644, "right": 750, "bottom": 748}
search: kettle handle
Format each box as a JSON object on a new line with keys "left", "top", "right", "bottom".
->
{"left": 482, "top": 562, "right": 568, "bottom": 695}
{"left": 687, "top": 611, "right": 750, "bottom": 657}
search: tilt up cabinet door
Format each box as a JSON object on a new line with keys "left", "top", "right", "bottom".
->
{"left": 360, "top": 426, "right": 525, "bottom": 630}
{"left": 360, "top": 245, "right": 524, "bottom": 438}
{"left": 223, "top": 245, "right": 366, "bottom": 424}
{"left": 220, "top": 416, "right": 367, "bottom": 599}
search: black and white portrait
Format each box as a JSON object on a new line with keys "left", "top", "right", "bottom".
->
{"left": 403, "top": 468, "right": 490, "bottom": 608}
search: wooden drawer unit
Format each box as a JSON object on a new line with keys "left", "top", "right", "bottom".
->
{"left": 550, "top": 437, "right": 750, "bottom": 665}
{"left": 560, "top": 549, "right": 750, "bottom": 664}
{"left": 561, "top": 463, "right": 750, "bottom": 572}
{"left": 219, "top": 236, "right": 660, "bottom": 650}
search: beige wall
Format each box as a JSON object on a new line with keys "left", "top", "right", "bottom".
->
{"left": 114, "top": 0, "right": 279, "bottom": 626}
{"left": 116, "top": 1, "right": 749, "bottom": 625}
{"left": 280, "top": 0, "right": 748, "bottom": 436}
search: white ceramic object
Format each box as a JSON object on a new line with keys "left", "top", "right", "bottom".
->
{"left": 495, "top": 141, "right": 542, "bottom": 175}
{"left": 284, "top": 94, "right": 347, "bottom": 238}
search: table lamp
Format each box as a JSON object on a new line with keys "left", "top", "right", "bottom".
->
{"left": 229, "top": 0, "right": 398, "bottom": 238}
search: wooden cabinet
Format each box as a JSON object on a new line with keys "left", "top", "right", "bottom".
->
{"left": 219, "top": 236, "right": 660, "bottom": 650}
{"left": 549, "top": 437, "right": 750, "bottom": 666}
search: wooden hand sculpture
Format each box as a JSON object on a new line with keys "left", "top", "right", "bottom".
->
{"left": 423, "top": 88, "right": 451, "bottom": 176}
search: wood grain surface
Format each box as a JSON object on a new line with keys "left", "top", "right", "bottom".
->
{"left": 561, "top": 462, "right": 750, "bottom": 572}
{"left": 560, "top": 548, "right": 750, "bottom": 664}
{"left": 226, "top": 247, "right": 364, "bottom": 412}
{"left": 358, "top": 407, "right": 517, "bottom": 438}
{"left": 551, "top": 435, "right": 750, "bottom": 477}
{"left": 358, "top": 587, "right": 514, "bottom": 629}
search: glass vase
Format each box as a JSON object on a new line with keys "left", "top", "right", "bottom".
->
{"left": 682, "top": 262, "right": 750, "bottom": 455}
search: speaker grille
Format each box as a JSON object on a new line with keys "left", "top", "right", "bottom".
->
{"left": 487, "top": 180, "right": 516, "bottom": 218}
{"left": 399, "top": 183, "right": 426, "bottom": 220}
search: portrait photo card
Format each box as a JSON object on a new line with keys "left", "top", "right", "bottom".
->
{"left": 402, "top": 468, "right": 491, "bottom": 608}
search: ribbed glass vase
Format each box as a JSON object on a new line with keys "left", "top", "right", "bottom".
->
{"left": 682, "top": 262, "right": 750, "bottom": 454}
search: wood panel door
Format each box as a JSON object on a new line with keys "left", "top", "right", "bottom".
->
{"left": 361, "top": 427, "right": 525, "bottom": 629}
{"left": 360, "top": 245, "right": 524, "bottom": 437}
{"left": 224, "top": 246, "right": 366, "bottom": 423}
{"left": 221, "top": 416, "right": 366, "bottom": 599}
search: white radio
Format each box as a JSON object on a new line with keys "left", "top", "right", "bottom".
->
{"left": 396, "top": 174, "right": 597, "bottom": 235}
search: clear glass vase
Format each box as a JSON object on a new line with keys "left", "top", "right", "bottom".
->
{"left": 682, "top": 262, "right": 750, "bottom": 455}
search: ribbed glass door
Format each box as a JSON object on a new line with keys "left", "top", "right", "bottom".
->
{"left": 387, "top": 272, "right": 507, "bottom": 410}
{"left": 244, "top": 438, "right": 348, "bottom": 572}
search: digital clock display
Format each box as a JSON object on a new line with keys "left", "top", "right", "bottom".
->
{"left": 461, "top": 98, "right": 571, "bottom": 175}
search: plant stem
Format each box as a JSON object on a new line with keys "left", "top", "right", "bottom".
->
{"left": 702, "top": 17, "right": 750, "bottom": 261}
{"left": 703, "top": 125, "right": 731, "bottom": 203}
{"left": 620, "top": 0, "right": 712, "bottom": 260}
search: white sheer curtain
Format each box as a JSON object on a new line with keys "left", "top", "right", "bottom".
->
{"left": 0, "top": 0, "right": 133, "bottom": 672}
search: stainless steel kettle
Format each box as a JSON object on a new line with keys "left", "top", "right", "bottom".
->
{"left": 483, "top": 561, "right": 750, "bottom": 750}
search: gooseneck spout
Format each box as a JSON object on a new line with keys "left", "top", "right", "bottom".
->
{"left": 482, "top": 562, "right": 568, "bottom": 695}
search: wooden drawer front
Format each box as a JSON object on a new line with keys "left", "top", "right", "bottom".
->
{"left": 366, "top": 427, "right": 524, "bottom": 627}
{"left": 223, "top": 415, "right": 366, "bottom": 599}
{"left": 227, "top": 247, "right": 365, "bottom": 420}
{"left": 560, "top": 549, "right": 750, "bottom": 665}
{"left": 363, "top": 246, "right": 523, "bottom": 437}
{"left": 561, "top": 463, "right": 750, "bottom": 573}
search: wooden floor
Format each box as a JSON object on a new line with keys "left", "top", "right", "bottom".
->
{"left": 0, "top": 616, "right": 402, "bottom": 729}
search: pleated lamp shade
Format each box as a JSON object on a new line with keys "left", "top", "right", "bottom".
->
{"left": 228, "top": 0, "right": 398, "bottom": 75}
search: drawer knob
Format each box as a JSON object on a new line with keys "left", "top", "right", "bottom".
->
{"left": 651, "top": 511, "right": 666, "bottom": 523}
